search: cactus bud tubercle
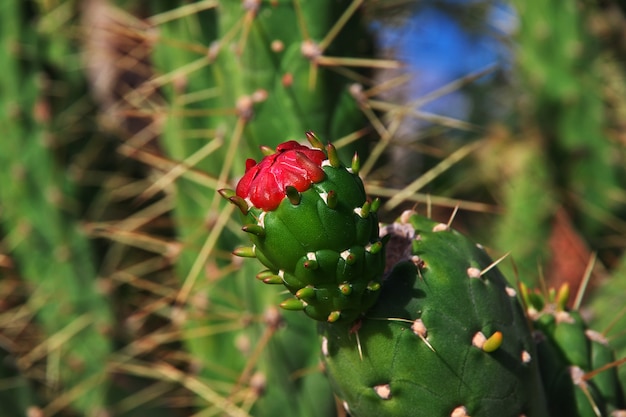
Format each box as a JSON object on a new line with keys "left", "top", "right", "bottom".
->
{"left": 221, "top": 134, "right": 386, "bottom": 323}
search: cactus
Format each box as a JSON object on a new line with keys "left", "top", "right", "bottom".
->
{"left": 0, "top": 0, "right": 113, "bottom": 414}
{"left": 0, "top": 1, "right": 387, "bottom": 415}
{"left": 522, "top": 283, "right": 626, "bottom": 417}
{"left": 3, "top": 0, "right": 625, "bottom": 415}
{"left": 511, "top": 0, "right": 619, "bottom": 236}
{"left": 221, "top": 133, "right": 386, "bottom": 323}
{"left": 589, "top": 256, "right": 626, "bottom": 387}
{"left": 145, "top": 1, "right": 384, "bottom": 415}
{"left": 225, "top": 136, "right": 626, "bottom": 417}
{"left": 320, "top": 211, "right": 550, "bottom": 417}
{"left": 223, "top": 136, "right": 548, "bottom": 416}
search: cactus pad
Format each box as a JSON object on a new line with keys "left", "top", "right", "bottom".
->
{"left": 522, "top": 284, "right": 626, "bottom": 417}
{"left": 320, "top": 212, "right": 549, "bottom": 417}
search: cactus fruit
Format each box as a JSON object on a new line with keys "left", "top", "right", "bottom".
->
{"left": 221, "top": 132, "right": 386, "bottom": 323}
{"left": 320, "top": 212, "right": 549, "bottom": 417}
{"left": 522, "top": 283, "right": 626, "bottom": 417}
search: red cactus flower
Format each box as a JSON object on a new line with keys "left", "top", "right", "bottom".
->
{"left": 236, "top": 141, "right": 326, "bottom": 211}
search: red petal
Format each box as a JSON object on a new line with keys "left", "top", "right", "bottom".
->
{"left": 249, "top": 168, "right": 284, "bottom": 210}
{"left": 276, "top": 141, "right": 303, "bottom": 152}
{"left": 235, "top": 140, "right": 327, "bottom": 211}
{"left": 245, "top": 158, "right": 257, "bottom": 172}
{"left": 294, "top": 151, "right": 326, "bottom": 184}
{"left": 236, "top": 159, "right": 264, "bottom": 198}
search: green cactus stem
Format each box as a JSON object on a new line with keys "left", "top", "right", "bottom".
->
{"left": 522, "top": 283, "right": 626, "bottom": 417}
{"left": 0, "top": 0, "right": 113, "bottom": 413}
{"left": 147, "top": 1, "right": 384, "bottom": 415}
{"left": 320, "top": 212, "right": 549, "bottom": 417}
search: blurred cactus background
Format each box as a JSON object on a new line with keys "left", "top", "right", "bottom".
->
{"left": 1, "top": 0, "right": 625, "bottom": 416}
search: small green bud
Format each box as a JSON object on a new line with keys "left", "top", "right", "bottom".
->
{"left": 233, "top": 246, "right": 256, "bottom": 258}
{"left": 327, "top": 143, "right": 341, "bottom": 168}
{"left": 242, "top": 224, "right": 265, "bottom": 237}
{"left": 339, "top": 283, "right": 352, "bottom": 295}
{"left": 285, "top": 185, "right": 302, "bottom": 205}
{"left": 260, "top": 145, "right": 275, "bottom": 156}
{"left": 371, "top": 197, "right": 381, "bottom": 213}
{"left": 296, "top": 286, "right": 316, "bottom": 301}
{"left": 483, "top": 331, "right": 503, "bottom": 353}
{"left": 360, "top": 201, "right": 371, "bottom": 218}
{"left": 280, "top": 298, "right": 306, "bottom": 311}
{"left": 327, "top": 311, "right": 341, "bottom": 323}
{"left": 368, "top": 241, "right": 383, "bottom": 255}
{"left": 326, "top": 190, "right": 338, "bottom": 209}
{"left": 556, "top": 283, "right": 570, "bottom": 311}
{"left": 305, "top": 130, "right": 325, "bottom": 149}
{"left": 256, "top": 271, "right": 283, "bottom": 285}
{"left": 218, "top": 188, "right": 249, "bottom": 214}
{"left": 351, "top": 152, "right": 360, "bottom": 174}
